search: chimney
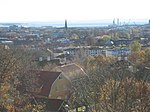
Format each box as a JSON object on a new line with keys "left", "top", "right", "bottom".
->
{"left": 124, "top": 57, "right": 128, "bottom": 61}
{"left": 117, "top": 18, "right": 119, "bottom": 25}
{"left": 118, "top": 57, "right": 121, "bottom": 61}
{"left": 47, "top": 56, "right": 50, "bottom": 61}
{"left": 39, "top": 57, "right": 43, "bottom": 61}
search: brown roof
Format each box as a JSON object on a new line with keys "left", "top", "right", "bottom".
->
{"left": 57, "top": 63, "right": 87, "bottom": 81}
{"left": 46, "top": 99, "right": 65, "bottom": 112}
{"left": 38, "top": 71, "right": 61, "bottom": 97}
{"left": 34, "top": 98, "right": 65, "bottom": 112}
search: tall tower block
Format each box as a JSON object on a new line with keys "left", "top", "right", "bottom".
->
{"left": 117, "top": 18, "right": 119, "bottom": 25}
{"left": 65, "top": 20, "right": 68, "bottom": 30}
{"left": 113, "top": 19, "right": 115, "bottom": 25}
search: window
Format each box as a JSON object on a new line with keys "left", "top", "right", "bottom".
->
{"left": 59, "top": 76, "right": 62, "bottom": 79}
{"left": 63, "top": 85, "right": 67, "bottom": 90}
{"left": 57, "top": 96, "right": 62, "bottom": 99}
{"left": 56, "top": 85, "right": 59, "bottom": 91}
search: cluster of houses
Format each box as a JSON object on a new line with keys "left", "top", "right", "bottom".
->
{"left": 1, "top": 22, "right": 150, "bottom": 111}
{"left": 60, "top": 46, "right": 131, "bottom": 57}
{"left": 28, "top": 63, "right": 86, "bottom": 111}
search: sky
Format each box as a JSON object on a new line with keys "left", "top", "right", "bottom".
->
{"left": 0, "top": 0, "right": 149, "bottom": 22}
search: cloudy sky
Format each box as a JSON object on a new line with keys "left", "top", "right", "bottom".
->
{"left": 0, "top": 0, "right": 149, "bottom": 22}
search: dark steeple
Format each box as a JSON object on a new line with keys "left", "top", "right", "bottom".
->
{"left": 113, "top": 19, "right": 115, "bottom": 25}
{"left": 65, "top": 19, "right": 67, "bottom": 30}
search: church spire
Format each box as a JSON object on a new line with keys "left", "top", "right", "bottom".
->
{"left": 65, "top": 19, "right": 68, "bottom": 30}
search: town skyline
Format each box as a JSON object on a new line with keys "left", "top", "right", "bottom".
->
{"left": 0, "top": 18, "right": 149, "bottom": 28}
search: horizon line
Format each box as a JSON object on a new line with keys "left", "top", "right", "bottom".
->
{"left": 0, "top": 18, "right": 149, "bottom": 23}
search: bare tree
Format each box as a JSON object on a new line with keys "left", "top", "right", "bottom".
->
{"left": 69, "top": 58, "right": 150, "bottom": 112}
{"left": 0, "top": 47, "right": 44, "bottom": 112}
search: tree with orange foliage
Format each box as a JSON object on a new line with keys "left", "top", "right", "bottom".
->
{"left": 100, "top": 78, "right": 150, "bottom": 112}
{"left": 69, "top": 55, "right": 150, "bottom": 112}
{"left": 130, "top": 41, "right": 141, "bottom": 52}
{"left": 0, "top": 47, "right": 44, "bottom": 112}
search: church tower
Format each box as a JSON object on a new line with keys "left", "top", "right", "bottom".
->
{"left": 113, "top": 19, "right": 115, "bottom": 25}
{"left": 65, "top": 19, "right": 68, "bottom": 30}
